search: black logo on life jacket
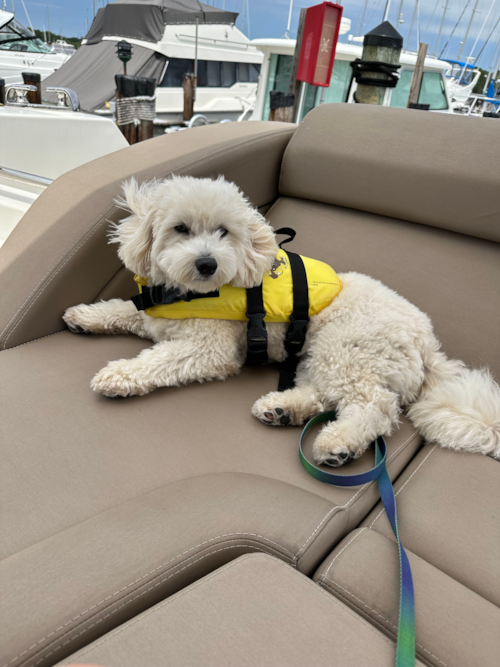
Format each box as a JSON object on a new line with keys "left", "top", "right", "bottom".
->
{"left": 269, "top": 255, "right": 288, "bottom": 280}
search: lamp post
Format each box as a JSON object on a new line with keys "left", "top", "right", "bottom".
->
{"left": 116, "top": 40, "right": 133, "bottom": 75}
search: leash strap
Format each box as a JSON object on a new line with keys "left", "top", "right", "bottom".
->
{"left": 299, "top": 412, "right": 416, "bottom": 667}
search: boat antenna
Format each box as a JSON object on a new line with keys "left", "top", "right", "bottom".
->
{"left": 416, "top": 0, "right": 420, "bottom": 47}
{"left": 457, "top": 0, "right": 479, "bottom": 62}
{"left": 383, "top": 0, "right": 392, "bottom": 22}
{"left": 422, "top": 0, "right": 439, "bottom": 43}
{"left": 359, "top": 0, "right": 369, "bottom": 36}
{"left": 240, "top": 0, "right": 246, "bottom": 34}
{"left": 406, "top": 0, "right": 418, "bottom": 50}
{"left": 473, "top": 14, "right": 500, "bottom": 66}
{"left": 439, "top": 0, "right": 471, "bottom": 59}
{"left": 434, "top": 0, "right": 448, "bottom": 56}
{"left": 458, "top": 0, "right": 498, "bottom": 83}
{"left": 285, "top": 0, "right": 293, "bottom": 38}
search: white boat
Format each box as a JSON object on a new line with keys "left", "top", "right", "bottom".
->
{"left": 442, "top": 60, "right": 482, "bottom": 111}
{"left": 49, "top": 40, "right": 76, "bottom": 56}
{"left": 0, "top": 89, "right": 128, "bottom": 247}
{"left": 250, "top": 39, "right": 453, "bottom": 121}
{"left": 0, "top": 10, "right": 70, "bottom": 86}
{"left": 43, "top": 0, "right": 263, "bottom": 123}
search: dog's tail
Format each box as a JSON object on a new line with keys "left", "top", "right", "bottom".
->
{"left": 407, "top": 348, "right": 500, "bottom": 459}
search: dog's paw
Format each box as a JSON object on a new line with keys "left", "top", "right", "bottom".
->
{"left": 253, "top": 404, "right": 291, "bottom": 426}
{"left": 63, "top": 305, "right": 97, "bottom": 335}
{"left": 312, "top": 428, "right": 366, "bottom": 467}
{"left": 91, "top": 361, "right": 152, "bottom": 398}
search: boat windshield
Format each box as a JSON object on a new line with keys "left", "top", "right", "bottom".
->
{"left": 390, "top": 70, "right": 448, "bottom": 110}
{"left": 447, "top": 63, "right": 475, "bottom": 85}
{"left": 0, "top": 18, "right": 51, "bottom": 53}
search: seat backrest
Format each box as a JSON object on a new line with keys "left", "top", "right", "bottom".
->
{"left": 280, "top": 104, "right": 499, "bottom": 243}
{"left": 0, "top": 122, "right": 295, "bottom": 350}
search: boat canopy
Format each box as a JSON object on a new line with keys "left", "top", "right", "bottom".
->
{"left": 42, "top": 40, "right": 166, "bottom": 111}
{"left": 443, "top": 59, "right": 475, "bottom": 69}
{"left": 86, "top": 0, "right": 239, "bottom": 45}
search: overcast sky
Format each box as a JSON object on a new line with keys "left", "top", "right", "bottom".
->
{"left": 14, "top": 0, "right": 500, "bottom": 70}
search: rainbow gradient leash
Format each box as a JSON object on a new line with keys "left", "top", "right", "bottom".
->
{"left": 300, "top": 412, "right": 415, "bottom": 667}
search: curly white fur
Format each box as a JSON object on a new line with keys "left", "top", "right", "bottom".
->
{"left": 63, "top": 176, "right": 500, "bottom": 466}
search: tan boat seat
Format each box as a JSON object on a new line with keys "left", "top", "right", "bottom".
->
{"left": 57, "top": 553, "right": 426, "bottom": 667}
{"left": 1, "top": 104, "right": 499, "bottom": 666}
{"left": 314, "top": 445, "right": 500, "bottom": 667}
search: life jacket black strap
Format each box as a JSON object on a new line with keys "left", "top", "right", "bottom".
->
{"left": 132, "top": 285, "right": 219, "bottom": 311}
{"left": 278, "top": 250, "right": 309, "bottom": 391}
{"left": 245, "top": 284, "right": 268, "bottom": 366}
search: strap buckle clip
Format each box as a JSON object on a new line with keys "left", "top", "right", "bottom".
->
{"left": 284, "top": 318, "right": 309, "bottom": 352}
{"left": 245, "top": 311, "right": 268, "bottom": 365}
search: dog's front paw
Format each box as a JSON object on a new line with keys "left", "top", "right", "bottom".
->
{"left": 312, "top": 428, "right": 366, "bottom": 468}
{"left": 63, "top": 304, "right": 98, "bottom": 335}
{"left": 91, "top": 361, "right": 152, "bottom": 398}
{"left": 252, "top": 403, "right": 291, "bottom": 426}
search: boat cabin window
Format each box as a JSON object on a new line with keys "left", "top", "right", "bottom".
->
{"left": 389, "top": 70, "right": 448, "bottom": 110}
{"left": 0, "top": 19, "right": 51, "bottom": 53}
{"left": 262, "top": 54, "right": 352, "bottom": 121}
{"left": 160, "top": 58, "right": 261, "bottom": 88}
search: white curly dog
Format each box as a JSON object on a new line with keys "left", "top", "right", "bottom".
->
{"left": 63, "top": 176, "right": 500, "bottom": 466}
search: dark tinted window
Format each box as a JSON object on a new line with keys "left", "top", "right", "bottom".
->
{"left": 249, "top": 63, "right": 261, "bottom": 82}
{"left": 238, "top": 62, "right": 250, "bottom": 82}
{"left": 198, "top": 60, "right": 221, "bottom": 87}
{"left": 161, "top": 58, "right": 193, "bottom": 87}
{"left": 221, "top": 61, "right": 236, "bottom": 87}
{"left": 160, "top": 58, "right": 259, "bottom": 88}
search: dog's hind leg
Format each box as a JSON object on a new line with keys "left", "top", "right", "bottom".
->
{"left": 63, "top": 299, "right": 150, "bottom": 338}
{"left": 312, "top": 390, "right": 401, "bottom": 467}
{"left": 252, "top": 385, "right": 324, "bottom": 426}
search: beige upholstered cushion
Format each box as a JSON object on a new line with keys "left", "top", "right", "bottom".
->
{"left": 280, "top": 103, "right": 500, "bottom": 242}
{"left": 361, "top": 444, "right": 500, "bottom": 606}
{"left": 0, "top": 121, "right": 295, "bottom": 350}
{"left": 0, "top": 331, "right": 419, "bottom": 667}
{"left": 267, "top": 198, "right": 500, "bottom": 377}
{"left": 315, "top": 529, "right": 500, "bottom": 667}
{"left": 58, "top": 554, "right": 425, "bottom": 667}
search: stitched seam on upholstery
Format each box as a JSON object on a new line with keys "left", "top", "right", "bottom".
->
{"left": 60, "top": 553, "right": 395, "bottom": 666}
{"left": 0, "top": 129, "right": 293, "bottom": 350}
{"left": 296, "top": 431, "right": 419, "bottom": 558}
{"left": 0, "top": 330, "right": 68, "bottom": 353}
{"left": 4, "top": 537, "right": 294, "bottom": 667}
{"left": 321, "top": 528, "right": 367, "bottom": 582}
{"left": 0, "top": 210, "right": 116, "bottom": 349}
{"left": 18, "top": 547, "right": 289, "bottom": 667}
{"left": 319, "top": 580, "right": 446, "bottom": 667}
{"left": 369, "top": 444, "right": 438, "bottom": 530}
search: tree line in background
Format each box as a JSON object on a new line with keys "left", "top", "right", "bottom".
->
{"left": 33, "top": 29, "right": 82, "bottom": 49}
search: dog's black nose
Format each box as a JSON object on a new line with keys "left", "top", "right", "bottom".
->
{"left": 195, "top": 257, "right": 217, "bottom": 277}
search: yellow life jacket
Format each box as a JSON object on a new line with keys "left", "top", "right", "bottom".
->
{"left": 134, "top": 250, "right": 341, "bottom": 322}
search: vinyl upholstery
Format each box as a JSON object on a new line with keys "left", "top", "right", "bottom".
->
{"left": 1, "top": 106, "right": 499, "bottom": 667}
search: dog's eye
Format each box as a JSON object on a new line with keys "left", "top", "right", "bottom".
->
{"left": 219, "top": 227, "right": 229, "bottom": 238}
{"left": 174, "top": 224, "right": 189, "bottom": 234}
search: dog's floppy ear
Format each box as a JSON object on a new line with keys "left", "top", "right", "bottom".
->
{"left": 109, "top": 178, "right": 157, "bottom": 277}
{"left": 231, "top": 210, "right": 278, "bottom": 288}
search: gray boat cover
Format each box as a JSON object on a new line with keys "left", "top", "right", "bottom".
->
{"left": 41, "top": 40, "right": 166, "bottom": 112}
{"left": 86, "top": 0, "right": 238, "bottom": 45}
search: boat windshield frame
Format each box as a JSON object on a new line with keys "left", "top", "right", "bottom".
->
{"left": 0, "top": 17, "right": 51, "bottom": 53}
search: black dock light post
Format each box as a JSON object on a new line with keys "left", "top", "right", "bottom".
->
{"left": 116, "top": 40, "right": 133, "bottom": 75}
{"left": 350, "top": 21, "right": 403, "bottom": 105}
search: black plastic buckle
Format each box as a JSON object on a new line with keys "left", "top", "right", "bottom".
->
{"left": 284, "top": 318, "right": 308, "bottom": 352}
{"left": 149, "top": 285, "right": 167, "bottom": 305}
{"left": 246, "top": 311, "right": 268, "bottom": 365}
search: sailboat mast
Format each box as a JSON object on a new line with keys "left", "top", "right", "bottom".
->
{"left": 359, "top": 0, "right": 369, "bottom": 36}
{"left": 483, "top": 36, "right": 500, "bottom": 93}
{"left": 407, "top": 0, "right": 418, "bottom": 50}
{"left": 459, "top": 0, "right": 498, "bottom": 82}
{"left": 457, "top": 0, "right": 479, "bottom": 61}
{"left": 435, "top": 0, "right": 448, "bottom": 55}
{"left": 397, "top": 0, "right": 404, "bottom": 26}
{"left": 383, "top": 0, "right": 392, "bottom": 22}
